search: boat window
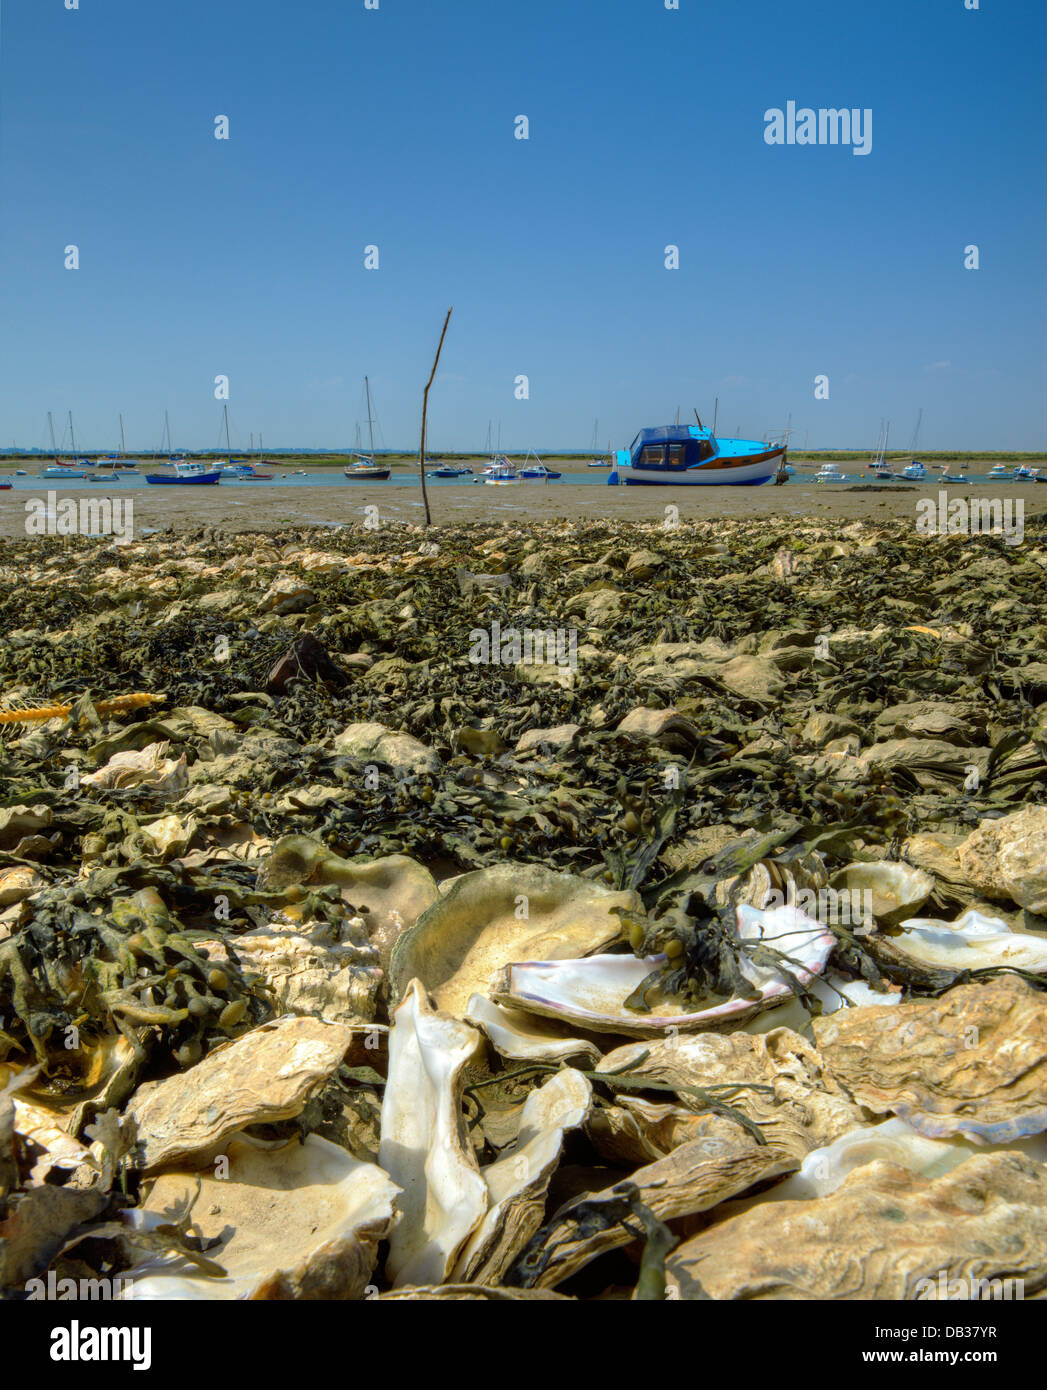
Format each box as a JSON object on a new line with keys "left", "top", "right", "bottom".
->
{"left": 640, "top": 446, "right": 665, "bottom": 467}
{"left": 667, "top": 444, "right": 686, "bottom": 467}
{"left": 696, "top": 439, "right": 716, "bottom": 462}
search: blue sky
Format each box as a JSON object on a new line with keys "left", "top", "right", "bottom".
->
{"left": 1, "top": 0, "right": 1044, "bottom": 452}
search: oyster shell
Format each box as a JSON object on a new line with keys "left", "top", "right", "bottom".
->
{"left": 388, "top": 863, "right": 638, "bottom": 1016}
{"left": 120, "top": 1136, "right": 398, "bottom": 1300}
{"left": 813, "top": 975, "right": 1047, "bottom": 1141}
{"left": 957, "top": 806, "right": 1047, "bottom": 913}
{"left": 597, "top": 1027, "right": 862, "bottom": 1159}
{"left": 334, "top": 721, "right": 440, "bottom": 776}
{"left": 829, "top": 859, "right": 935, "bottom": 928}
{"left": 127, "top": 1016, "right": 357, "bottom": 1171}
{"left": 463, "top": 994, "right": 602, "bottom": 1066}
{"left": 451, "top": 1067, "right": 591, "bottom": 1284}
{"left": 876, "top": 908, "right": 1047, "bottom": 979}
{"left": 257, "top": 837, "right": 438, "bottom": 972}
{"left": 379, "top": 980, "right": 487, "bottom": 1288}
{"left": 494, "top": 904, "right": 835, "bottom": 1037}
{"left": 518, "top": 1117, "right": 795, "bottom": 1289}
{"left": 666, "top": 1153, "right": 1047, "bottom": 1300}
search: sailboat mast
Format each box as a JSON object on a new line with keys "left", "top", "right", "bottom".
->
{"left": 164, "top": 410, "right": 171, "bottom": 458}
{"left": 224, "top": 403, "right": 232, "bottom": 463}
{"left": 119, "top": 413, "right": 126, "bottom": 456}
{"left": 69, "top": 411, "right": 78, "bottom": 460}
{"left": 365, "top": 377, "right": 376, "bottom": 461}
{"left": 48, "top": 411, "right": 58, "bottom": 462}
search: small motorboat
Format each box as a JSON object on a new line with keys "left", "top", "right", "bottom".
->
{"left": 815, "top": 463, "right": 845, "bottom": 483}
{"left": 1014, "top": 465, "right": 1037, "bottom": 480}
{"left": 608, "top": 424, "right": 787, "bottom": 486}
{"left": 14, "top": 469, "right": 27, "bottom": 476}
{"left": 484, "top": 457, "right": 521, "bottom": 485}
{"left": 587, "top": 458, "right": 610, "bottom": 468}
{"left": 0, "top": 481, "right": 11, "bottom": 491}
{"left": 86, "top": 472, "right": 120, "bottom": 482}
{"left": 428, "top": 464, "right": 463, "bottom": 478}
{"left": 519, "top": 453, "right": 561, "bottom": 480}
{"left": 902, "top": 460, "right": 927, "bottom": 481}
{"left": 145, "top": 461, "right": 222, "bottom": 485}
{"left": 41, "top": 466, "right": 86, "bottom": 479}
{"left": 988, "top": 464, "right": 1011, "bottom": 480}
{"left": 939, "top": 470, "right": 970, "bottom": 484}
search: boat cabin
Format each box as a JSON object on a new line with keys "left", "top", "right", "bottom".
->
{"left": 628, "top": 426, "right": 720, "bottom": 471}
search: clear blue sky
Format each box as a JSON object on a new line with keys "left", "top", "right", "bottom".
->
{"left": 1, "top": 0, "right": 1044, "bottom": 453}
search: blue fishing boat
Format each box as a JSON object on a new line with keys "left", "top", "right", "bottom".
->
{"left": 520, "top": 453, "right": 561, "bottom": 480}
{"left": 608, "top": 422, "right": 786, "bottom": 486}
{"left": 145, "top": 461, "right": 222, "bottom": 485}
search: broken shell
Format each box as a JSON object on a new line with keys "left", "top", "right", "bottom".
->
{"left": 813, "top": 975, "right": 1047, "bottom": 1142}
{"left": 379, "top": 980, "right": 487, "bottom": 1288}
{"left": 616, "top": 707, "right": 700, "bottom": 753}
{"left": 495, "top": 904, "right": 835, "bottom": 1037}
{"left": 451, "top": 1067, "right": 591, "bottom": 1284}
{"left": 121, "top": 1136, "right": 398, "bottom": 1300}
{"left": 81, "top": 741, "right": 188, "bottom": 795}
{"left": 388, "top": 863, "right": 638, "bottom": 1017}
{"left": 829, "top": 859, "right": 935, "bottom": 928}
{"left": 0, "top": 866, "right": 46, "bottom": 907}
{"left": 126, "top": 1016, "right": 357, "bottom": 1171}
{"left": 463, "top": 994, "right": 602, "bottom": 1067}
{"left": 666, "top": 1153, "right": 1047, "bottom": 1300}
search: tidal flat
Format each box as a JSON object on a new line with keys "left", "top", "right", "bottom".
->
{"left": 2, "top": 515, "right": 1047, "bottom": 1300}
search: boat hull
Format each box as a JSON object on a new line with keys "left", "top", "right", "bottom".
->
{"left": 344, "top": 468, "right": 390, "bottom": 480}
{"left": 144, "top": 473, "right": 222, "bottom": 485}
{"left": 614, "top": 449, "right": 783, "bottom": 486}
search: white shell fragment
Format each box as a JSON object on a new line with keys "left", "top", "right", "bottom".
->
{"left": 495, "top": 904, "right": 835, "bottom": 1038}
{"left": 379, "top": 980, "right": 487, "bottom": 1288}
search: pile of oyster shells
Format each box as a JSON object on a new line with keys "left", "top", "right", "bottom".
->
{"left": 2, "top": 514, "right": 1047, "bottom": 1300}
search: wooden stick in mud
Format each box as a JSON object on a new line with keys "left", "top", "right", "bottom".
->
{"left": 419, "top": 307, "right": 453, "bottom": 528}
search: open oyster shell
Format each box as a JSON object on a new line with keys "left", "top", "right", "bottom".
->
{"left": 494, "top": 904, "right": 835, "bottom": 1037}
{"left": 451, "top": 1067, "right": 591, "bottom": 1285}
{"left": 380, "top": 980, "right": 487, "bottom": 1288}
{"left": 463, "top": 994, "right": 602, "bottom": 1067}
{"left": 875, "top": 908, "right": 1047, "bottom": 980}
{"left": 389, "top": 863, "right": 638, "bottom": 1016}
{"left": 120, "top": 1136, "right": 399, "bottom": 1300}
{"left": 829, "top": 859, "right": 935, "bottom": 928}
